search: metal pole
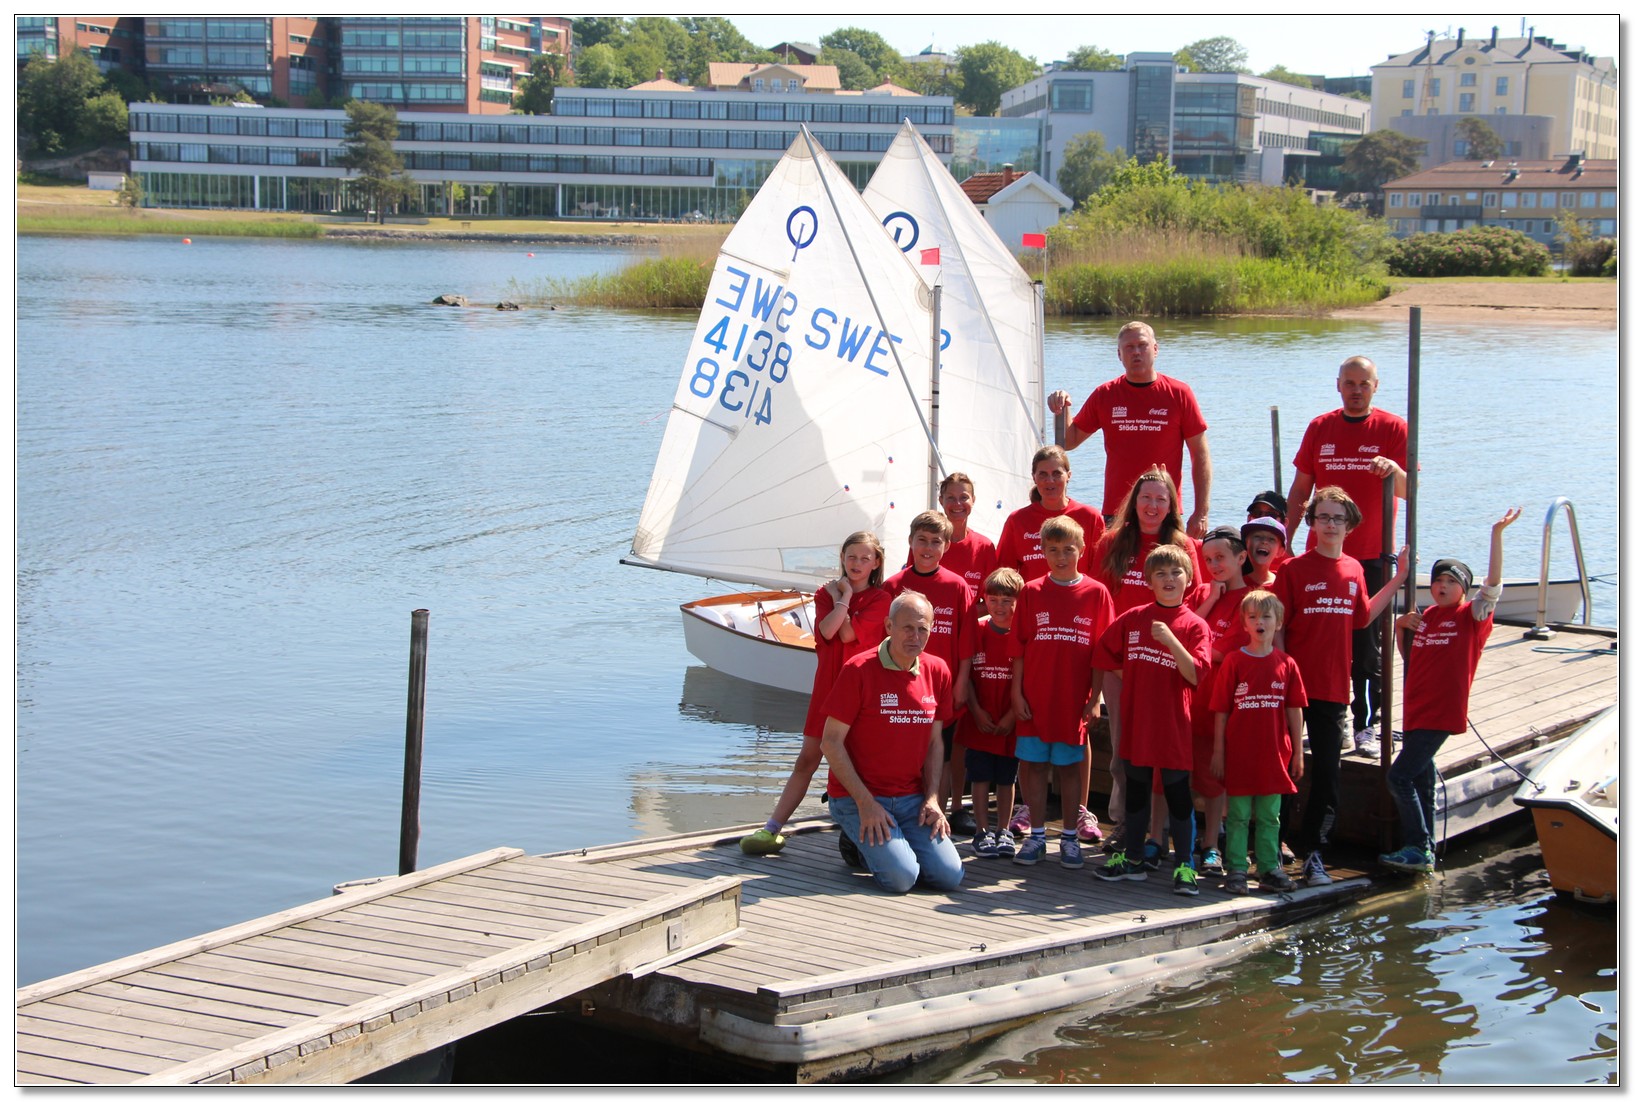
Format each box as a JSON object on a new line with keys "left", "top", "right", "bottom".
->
{"left": 1376, "top": 478, "right": 1396, "bottom": 852}
{"left": 400, "top": 609, "right": 429, "bottom": 876}
{"left": 1270, "top": 406, "right": 1283, "bottom": 495}
{"left": 928, "top": 283, "right": 943, "bottom": 511}
{"left": 1405, "top": 307, "right": 1421, "bottom": 611}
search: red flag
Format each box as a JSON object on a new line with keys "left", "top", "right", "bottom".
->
{"left": 1022, "top": 232, "right": 1047, "bottom": 249}
{"left": 919, "top": 247, "right": 940, "bottom": 265}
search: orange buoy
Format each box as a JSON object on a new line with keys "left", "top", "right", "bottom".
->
{"left": 182, "top": 237, "right": 192, "bottom": 244}
{"left": 527, "top": 252, "right": 534, "bottom": 257}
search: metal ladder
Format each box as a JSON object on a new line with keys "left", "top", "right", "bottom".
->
{"left": 1522, "top": 497, "right": 1593, "bottom": 639}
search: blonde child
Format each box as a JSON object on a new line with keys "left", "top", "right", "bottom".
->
{"left": 965, "top": 568, "right": 1024, "bottom": 857}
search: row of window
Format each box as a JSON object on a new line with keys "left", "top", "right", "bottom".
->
{"left": 1254, "top": 97, "right": 1366, "bottom": 132}
{"left": 147, "top": 46, "right": 269, "bottom": 68}
{"left": 148, "top": 19, "right": 268, "bottom": 40}
{"left": 341, "top": 55, "right": 465, "bottom": 74}
{"left": 129, "top": 111, "right": 956, "bottom": 154}
{"left": 1389, "top": 190, "right": 1616, "bottom": 209}
{"left": 1390, "top": 217, "right": 1615, "bottom": 236}
{"left": 554, "top": 95, "right": 955, "bottom": 127}
{"left": 133, "top": 142, "right": 716, "bottom": 177}
{"left": 1402, "top": 75, "right": 1510, "bottom": 98}
{"left": 337, "top": 29, "right": 464, "bottom": 49}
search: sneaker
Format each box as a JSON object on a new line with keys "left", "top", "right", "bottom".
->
{"left": 994, "top": 829, "right": 1018, "bottom": 858}
{"left": 1354, "top": 726, "right": 1380, "bottom": 759}
{"left": 1173, "top": 865, "right": 1200, "bottom": 896}
{"left": 1224, "top": 870, "right": 1249, "bottom": 895}
{"left": 1340, "top": 714, "right": 1356, "bottom": 753}
{"left": 950, "top": 808, "right": 979, "bottom": 837}
{"left": 1008, "top": 804, "right": 1032, "bottom": 835}
{"left": 1200, "top": 848, "right": 1225, "bottom": 877}
{"left": 838, "top": 831, "right": 865, "bottom": 869}
{"left": 1094, "top": 852, "right": 1147, "bottom": 882}
{"left": 1302, "top": 851, "right": 1333, "bottom": 887}
{"left": 1013, "top": 833, "right": 1048, "bottom": 865}
{"left": 1075, "top": 805, "right": 1104, "bottom": 844}
{"left": 1280, "top": 841, "right": 1297, "bottom": 866}
{"left": 1258, "top": 866, "right": 1297, "bottom": 893}
{"left": 739, "top": 827, "right": 787, "bottom": 856}
{"left": 1059, "top": 833, "right": 1084, "bottom": 869}
{"left": 1380, "top": 846, "right": 1435, "bottom": 873}
{"left": 971, "top": 828, "right": 999, "bottom": 858}
{"left": 1142, "top": 840, "right": 1166, "bottom": 871}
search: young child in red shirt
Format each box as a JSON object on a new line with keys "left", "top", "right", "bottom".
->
{"left": 742, "top": 530, "right": 888, "bottom": 856}
{"left": 1270, "top": 486, "right": 1409, "bottom": 888}
{"left": 1186, "top": 525, "right": 1253, "bottom": 876}
{"left": 1210, "top": 589, "right": 1307, "bottom": 895}
{"left": 1009, "top": 516, "right": 1115, "bottom": 869}
{"left": 1093, "top": 544, "right": 1213, "bottom": 895}
{"left": 1382, "top": 507, "right": 1521, "bottom": 874}
{"left": 964, "top": 568, "right": 1024, "bottom": 858}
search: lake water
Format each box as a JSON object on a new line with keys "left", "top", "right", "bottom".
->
{"left": 14, "top": 235, "right": 1618, "bottom": 1081}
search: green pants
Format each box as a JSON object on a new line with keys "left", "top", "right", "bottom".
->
{"left": 1226, "top": 794, "right": 1282, "bottom": 875}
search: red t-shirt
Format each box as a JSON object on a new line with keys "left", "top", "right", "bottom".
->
{"left": 823, "top": 647, "right": 953, "bottom": 799}
{"left": 883, "top": 566, "right": 978, "bottom": 718}
{"left": 802, "top": 583, "right": 891, "bottom": 740}
{"left": 1014, "top": 574, "right": 1115, "bottom": 746}
{"left": 1209, "top": 648, "right": 1308, "bottom": 796}
{"left": 1091, "top": 529, "right": 1210, "bottom": 616}
{"left": 1270, "top": 551, "right": 1371, "bottom": 704}
{"left": 1402, "top": 600, "right": 1496, "bottom": 733}
{"left": 937, "top": 529, "right": 999, "bottom": 595}
{"left": 964, "top": 617, "right": 1019, "bottom": 756}
{"left": 995, "top": 500, "right": 1107, "bottom": 583}
{"left": 1189, "top": 585, "right": 1252, "bottom": 738}
{"left": 1293, "top": 408, "right": 1409, "bottom": 559}
{"left": 1071, "top": 373, "right": 1208, "bottom": 515}
{"left": 1094, "top": 601, "right": 1212, "bottom": 770}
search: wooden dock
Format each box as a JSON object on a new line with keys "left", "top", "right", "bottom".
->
{"left": 15, "top": 848, "right": 741, "bottom": 1085}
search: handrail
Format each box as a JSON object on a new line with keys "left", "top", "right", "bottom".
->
{"left": 1523, "top": 497, "right": 1592, "bottom": 639}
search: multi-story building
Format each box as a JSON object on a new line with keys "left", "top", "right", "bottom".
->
{"left": 998, "top": 55, "right": 1370, "bottom": 188}
{"left": 1370, "top": 27, "right": 1617, "bottom": 167}
{"left": 142, "top": 17, "right": 334, "bottom": 106}
{"left": 16, "top": 16, "right": 144, "bottom": 72}
{"left": 1381, "top": 155, "right": 1616, "bottom": 248}
{"left": 126, "top": 82, "right": 955, "bottom": 218}
{"left": 333, "top": 16, "right": 569, "bottom": 113}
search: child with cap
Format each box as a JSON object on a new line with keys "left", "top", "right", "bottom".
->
{"left": 1246, "top": 491, "right": 1293, "bottom": 571}
{"left": 1383, "top": 507, "right": 1522, "bottom": 873}
{"left": 1241, "top": 517, "right": 1288, "bottom": 588}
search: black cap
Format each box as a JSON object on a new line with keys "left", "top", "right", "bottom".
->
{"left": 1248, "top": 491, "right": 1288, "bottom": 519}
{"left": 1241, "top": 516, "right": 1287, "bottom": 545}
{"left": 1431, "top": 558, "right": 1474, "bottom": 592}
{"left": 1201, "top": 524, "right": 1243, "bottom": 546}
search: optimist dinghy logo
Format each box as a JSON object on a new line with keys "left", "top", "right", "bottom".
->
{"left": 786, "top": 205, "right": 818, "bottom": 261}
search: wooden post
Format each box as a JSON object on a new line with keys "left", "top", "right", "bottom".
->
{"left": 1269, "top": 406, "right": 1283, "bottom": 495}
{"left": 400, "top": 609, "right": 430, "bottom": 876}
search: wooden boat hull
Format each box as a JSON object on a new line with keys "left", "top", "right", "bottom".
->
{"left": 679, "top": 592, "right": 817, "bottom": 695}
{"left": 1515, "top": 706, "right": 1618, "bottom": 904}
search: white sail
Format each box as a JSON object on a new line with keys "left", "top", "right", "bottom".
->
{"left": 629, "top": 127, "right": 939, "bottom": 591}
{"left": 862, "top": 121, "right": 1045, "bottom": 523}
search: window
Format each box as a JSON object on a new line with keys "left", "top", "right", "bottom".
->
{"left": 1599, "top": 220, "right": 1616, "bottom": 235}
{"left": 753, "top": 78, "right": 764, "bottom": 91}
{"left": 1429, "top": 78, "right": 1441, "bottom": 96}
{"left": 1408, "top": 193, "right": 1421, "bottom": 206}
{"left": 1389, "top": 193, "right": 1403, "bottom": 207}
{"left": 1542, "top": 220, "right": 1553, "bottom": 233}
{"left": 1602, "top": 192, "right": 1616, "bottom": 207}
{"left": 1458, "top": 93, "right": 1474, "bottom": 112}
{"left": 1495, "top": 76, "right": 1509, "bottom": 95}
{"left": 1580, "top": 193, "right": 1596, "bottom": 209}
{"left": 1401, "top": 108, "right": 1413, "bottom": 116}
{"left": 1402, "top": 79, "right": 1414, "bottom": 97}
{"left": 1524, "top": 220, "right": 1533, "bottom": 232}
{"left": 1559, "top": 192, "right": 1576, "bottom": 208}
{"left": 1460, "top": 72, "right": 1476, "bottom": 86}
{"left": 1453, "top": 140, "right": 1469, "bottom": 156}
{"left": 1424, "top": 193, "right": 1440, "bottom": 206}
{"left": 771, "top": 79, "right": 782, "bottom": 91}
{"left": 1482, "top": 192, "right": 1498, "bottom": 207}
{"left": 1496, "top": 106, "right": 1507, "bottom": 115}
{"left": 1541, "top": 192, "right": 1556, "bottom": 208}
{"left": 1521, "top": 192, "right": 1536, "bottom": 208}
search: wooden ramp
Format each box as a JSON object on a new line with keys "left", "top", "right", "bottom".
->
{"left": 15, "top": 848, "right": 741, "bottom": 1085}
{"left": 545, "top": 827, "right": 1372, "bottom": 1082}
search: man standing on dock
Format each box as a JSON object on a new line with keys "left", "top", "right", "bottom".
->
{"left": 1283, "top": 356, "right": 1409, "bottom": 761}
{"left": 1047, "top": 321, "right": 1213, "bottom": 538}
{"left": 821, "top": 591, "right": 965, "bottom": 894}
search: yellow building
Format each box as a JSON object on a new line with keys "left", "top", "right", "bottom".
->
{"left": 1381, "top": 156, "right": 1616, "bottom": 247}
{"left": 1371, "top": 27, "right": 1616, "bottom": 165}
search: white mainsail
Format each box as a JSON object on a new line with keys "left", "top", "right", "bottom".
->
{"left": 862, "top": 121, "right": 1045, "bottom": 525}
{"left": 628, "top": 127, "right": 939, "bottom": 592}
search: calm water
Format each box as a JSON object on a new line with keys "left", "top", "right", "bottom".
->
{"left": 14, "top": 235, "right": 1618, "bottom": 1081}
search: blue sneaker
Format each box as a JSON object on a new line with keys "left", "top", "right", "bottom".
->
{"left": 1380, "top": 846, "right": 1435, "bottom": 873}
{"left": 1094, "top": 851, "right": 1148, "bottom": 881}
{"left": 1142, "top": 840, "right": 1166, "bottom": 871}
{"left": 1059, "top": 833, "right": 1084, "bottom": 869}
{"left": 1013, "top": 833, "right": 1048, "bottom": 866}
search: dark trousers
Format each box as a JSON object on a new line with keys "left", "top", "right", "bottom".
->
{"left": 1387, "top": 728, "right": 1451, "bottom": 853}
{"left": 1351, "top": 556, "right": 1393, "bottom": 731}
{"left": 1123, "top": 764, "right": 1195, "bottom": 868}
{"left": 1301, "top": 699, "right": 1348, "bottom": 852}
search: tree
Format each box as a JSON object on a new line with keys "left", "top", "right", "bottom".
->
{"left": 79, "top": 91, "right": 129, "bottom": 147}
{"left": 1340, "top": 129, "right": 1425, "bottom": 215}
{"left": 335, "top": 101, "right": 407, "bottom": 224}
{"left": 1260, "top": 65, "right": 1314, "bottom": 89}
{"left": 1062, "top": 45, "right": 1122, "bottom": 71}
{"left": 1088, "top": 155, "right": 1188, "bottom": 209}
{"left": 821, "top": 47, "right": 877, "bottom": 91}
{"left": 18, "top": 50, "right": 108, "bottom": 154}
{"left": 513, "top": 52, "right": 564, "bottom": 114}
{"left": 574, "top": 42, "right": 630, "bottom": 89}
{"left": 820, "top": 27, "right": 904, "bottom": 83}
{"left": 573, "top": 17, "right": 625, "bottom": 50}
{"left": 680, "top": 17, "right": 770, "bottom": 84}
{"left": 1455, "top": 116, "right": 1506, "bottom": 161}
{"left": 1055, "top": 131, "right": 1126, "bottom": 205}
{"left": 895, "top": 58, "right": 960, "bottom": 99}
{"left": 1177, "top": 35, "right": 1248, "bottom": 73}
{"left": 954, "top": 41, "right": 1038, "bottom": 116}
{"left": 116, "top": 173, "right": 144, "bottom": 209}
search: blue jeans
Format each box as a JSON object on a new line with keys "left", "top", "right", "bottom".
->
{"left": 1387, "top": 728, "right": 1449, "bottom": 852}
{"left": 829, "top": 794, "right": 964, "bottom": 894}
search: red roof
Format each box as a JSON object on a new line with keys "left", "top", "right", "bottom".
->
{"left": 959, "top": 167, "right": 1025, "bottom": 205}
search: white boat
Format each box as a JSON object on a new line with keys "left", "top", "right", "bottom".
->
{"left": 1414, "top": 575, "right": 1584, "bottom": 624}
{"left": 625, "top": 123, "right": 1044, "bottom": 691}
{"left": 1514, "top": 705, "right": 1618, "bottom": 904}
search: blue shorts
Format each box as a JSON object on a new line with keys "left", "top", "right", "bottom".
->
{"left": 1015, "top": 736, "right": 1086, "bottom": 766}
{"left": 964, "top": 747, "right": 1019, "bottom": 785}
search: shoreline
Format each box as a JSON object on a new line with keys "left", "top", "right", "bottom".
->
{"left": 1328, "top": 280, "right": 1617, "bottom": 329}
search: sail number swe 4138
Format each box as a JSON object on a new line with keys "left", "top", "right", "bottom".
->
{"left": 689, "top": 317, "right": 789, "bottom": 426}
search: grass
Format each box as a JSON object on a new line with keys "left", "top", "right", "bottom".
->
{"left": 504, "top": 234, "right": 724, "bottom": 308}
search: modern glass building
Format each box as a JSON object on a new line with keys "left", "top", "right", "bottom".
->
{"left": 951, "top": 117, "right": 1042, "bottom": 179}
{"left": 127, "top": 87, "right": 956, "bottom": 218}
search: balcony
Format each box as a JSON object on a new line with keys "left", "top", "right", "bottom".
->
{"left": 1420, "top": 204, "right": 1482, "bottom": 220}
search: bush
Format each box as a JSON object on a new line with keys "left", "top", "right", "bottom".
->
{"left": 1603, "top": 247, "right": 1617, "bottom": 278}
{"left": 1567, "top": 236, "right": 1616, "bottom": 277}
{"left": 1384, "top": 225, "right": 1551, "bottom": 277}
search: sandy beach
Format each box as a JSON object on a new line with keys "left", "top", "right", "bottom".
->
{"left": 1330, "top": 280, "right": 1618, "bottom": 329}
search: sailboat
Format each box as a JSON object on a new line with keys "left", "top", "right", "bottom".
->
{"left": 624, "top": 123, "right": 1044, "bottom": 693}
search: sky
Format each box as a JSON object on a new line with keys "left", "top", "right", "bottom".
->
{"left": 717, "top": 14, "right": 1620, "bottom": 78}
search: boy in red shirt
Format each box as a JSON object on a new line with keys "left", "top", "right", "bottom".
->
{"left": 1382, "top": 507, "right": 1521, "bottom": 874}
{"left": 1211, "top": 590, "right": 1307, "bottom": 895}
{"left": 1009, "top": 517, "right": 1115, "bottom": 869}
{"left": 964, "top": 568, "right": 1024, "bottom": 858}
{"left": 1093, "top": 544, "right": 1213, "bottom": 895}
{"left": 884, "top": 510, "right": 978, "bottom": 828}
{"left": 1270, "top": 486, "right": 1410, "bottom": 888}
{"left": 1187, "top": 525, "right": 1253, "bottom": 876}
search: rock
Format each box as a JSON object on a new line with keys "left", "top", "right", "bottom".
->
{"left": 494, "top": 301, "right": 521, "bottom": 311}
{"left": 430, "top": 294, "right": 469, "bottom": 307}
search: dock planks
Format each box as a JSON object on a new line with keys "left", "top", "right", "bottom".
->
{"left": 16, "top": 848, "right": 741, "bottom": 1085}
